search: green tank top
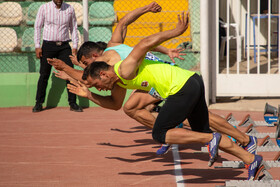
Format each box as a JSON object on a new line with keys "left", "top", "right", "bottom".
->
{"left": 114, "top": 59, "right": 195, "bottom": 99}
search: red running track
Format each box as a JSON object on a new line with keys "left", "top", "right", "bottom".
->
{"left": 0, "top": 107, "right": 279, "bottom": 186}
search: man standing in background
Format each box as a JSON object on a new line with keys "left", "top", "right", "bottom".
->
{"left": 33, "top": 0, "right": 82, "bottom": 112}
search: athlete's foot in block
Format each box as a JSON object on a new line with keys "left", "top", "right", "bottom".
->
{"left": 207, "top": 132, "right": 221, "bottom": 167}
{"left": 247, "top": 155, "right": 263, "bottom": 180}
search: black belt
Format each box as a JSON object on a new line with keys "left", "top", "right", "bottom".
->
{"left": 43, "top": 40, "right": 70, "bottom": 46}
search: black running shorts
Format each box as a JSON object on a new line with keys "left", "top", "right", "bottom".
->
{"left": 152, "top": 73, "right": 212, "bottom": 144}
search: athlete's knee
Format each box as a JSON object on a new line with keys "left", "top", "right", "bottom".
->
{"left": 123, "top": 102, "right": 136, "bottom": 117}
{"left": 152, "top": 127, "right": 167, "bottom": 144}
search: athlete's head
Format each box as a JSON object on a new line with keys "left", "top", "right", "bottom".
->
{"left": 77, "top": 41, "right": 105, "bottom": 66}
{"left": 96, "top": 41, "right": 107, "bottom": 51}
{"left": 82, "top": 61, "right": 116, "bottom": 91}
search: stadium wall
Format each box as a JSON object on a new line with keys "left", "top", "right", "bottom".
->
{"left": 0, "top": 73, "right": 133, "bottom": 108}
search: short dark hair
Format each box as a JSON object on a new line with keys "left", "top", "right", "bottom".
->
{"left": 82, "top": 61, "right": 110, "bottom": 80}
{"left": 96, "top": 41, "right": 107, "bottom": 51}
{"left": 77, "top": 41, "right": 104, "bottom": 62}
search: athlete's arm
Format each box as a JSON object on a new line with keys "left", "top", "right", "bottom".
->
{"left": 48, "top": 58, "right": 85, "bottom": 83}
{"left": 119, "top": 12, "right": 189, "bottom": 80}
{"left": 152, "top": 46, "right": 186, "bottom": 63}
{"left": 53, "top": 70, "right": 73, "bottom": 81}
{"left": 108, "top": 2, "right": 161, "bottom": 46}
{"left": 69, "top": 54, "right": 87, "bottom": 69}
{"left": 67, "top": 81, "right": 127, "bottom": 110}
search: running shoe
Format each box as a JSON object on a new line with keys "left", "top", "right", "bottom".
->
{"left": 156, "top": 144, "right": 171, "bottom": 155}
{"left": 247, "top": 155, "right": 263, "bottom": 180}
{"left": 156, "top": 124, "right": 182, "bottom": 155}
{"left": 242, "top": 136, "right": 258, "bottom": 155}
{"left": 176, "top": 123, "right": 183, "bottom": 128}
{"left": 207, "top": 132, "right": 221, "bottom": 167}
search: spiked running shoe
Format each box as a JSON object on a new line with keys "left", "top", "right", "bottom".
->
{"left": 156, "top": 144, "right": 171, "bottom": 155}
{"left": 242, "top": 136, "right": 258, "bottom": 155}
{"left": 207, "top": 132, "right": 221, "bottom": 167}
{"left": 176, "top": 123, "right": 183, "bottom": 128}
{"left": 156, "top": 123, "right": 183, "bottom": 155}
{"left": 247, "top": 155, "right": 263, "bottom": 180}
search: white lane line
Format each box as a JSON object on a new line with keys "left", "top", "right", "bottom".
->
{"left": 172, "top": 144, "right": 185, "bottom": 187}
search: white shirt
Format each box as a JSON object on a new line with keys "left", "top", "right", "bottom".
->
{"left": 34, "top": 1, "right": 79, "bottom": 49}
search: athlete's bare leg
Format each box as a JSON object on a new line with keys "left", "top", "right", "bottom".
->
{"left": 123, "top": 90, "right": 160, "bottom": 129}
{"left": 209, "top": 111, "right": 250, "bottom": 146}
{"left": 124, "top": 92, "right": 250, "bottom": 146}
{"left": 165, "top": 128, "right": 254, "bottom": 164}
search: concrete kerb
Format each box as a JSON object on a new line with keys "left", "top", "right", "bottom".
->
{"left": 209, "top": 97, "right": 280, "bottom": 112}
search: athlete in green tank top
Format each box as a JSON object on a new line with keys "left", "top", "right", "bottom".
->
{"left": 67, "top": 12, "right": 262, "bottom": 180}
{"left": 114, "top": 59, "right": 195, "bottom": 99}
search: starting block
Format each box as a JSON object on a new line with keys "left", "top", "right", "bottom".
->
{"left": 200, "top": 144, "right": 280, "bottom": 153}
{"left": 276, "top": 121, "right": 280, "bottom": 147}
{"left": 217, "top": 153, "right": 280, "bottom": 169}
{"left": 221, "top": 161, "right": 273, "bottom": 185}
{"left": 225, "top": 168, "right": 275, "bottom": 186}
{"left": 276, "top": 123, "right": 280, "bottom": 138}
{"left": 238, "top": 114, "right": 256, "bottom": 127}
{"left": 257, "top": 145, "right": 280, "bottom": 152}
{"left": 264, "top": 102, "right": 280, "bottom": 124}
{"left": 274, "top": 152, "right": 280, "bottom": 161}
{"left": 249, "top": 132, "right": 276, "bottom": 139}
{"left": 264, "top": 115, "right": 278, "bottom": 124}
{"left": 219, "top": 160, "right": 280, "bottom": 169}
{"left": 225, "top": 180, "right": 280, "bottom": 186}
{"left": 245, "top": 124, "right": 258, "bottom": 134}
{"left": 226, "top": 113, "right": 237, "bottom": 124}
{"left": 254, "top": 161, "right": 273, "bottom": 181}
{"left": 259, "top": 135, "right": 275, "bottom": 147}
{"left": 226, "top": 113, "right": 274, "bottom": 127}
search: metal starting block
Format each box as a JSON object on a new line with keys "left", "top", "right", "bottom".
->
{"left": 264, "top": 115, "right": 278, "bottom": 124}
{"left": 216, "top": 152, "right": 280, "bottom": 169}
{"left": 256, "top": 145, "right": 280, "bottom": 152}
{"left": 247, "top": 132, "right": 276, "bottom": 139}
{"left": 259, "top": 135, "right": 275, "bottom": 147}
{"left": 276, "top": 124, "right": 280, "bottom": 138}
{"left": 253, "top": 121, "right": 275, "bottom": 127}
{"left": 217, "top": 160, "right": 280, "bottom": 169}
{"left": 238, "top": 114, "right": 256, "bottom": 127}
{"left": 199, "top": 134, "right": 277, "bottom": 153}
{"left": 226, "top": 113, "right": 274, "bottom": 127}
{"left": 229, "top": 120, "right": 275, "bottom": 127}
{"left": 222, "top": 161, "right": 274, "bottom": 186}
{"left": 225, "top": 179, "right": 280, "bottom": 187}
{"left": 200, "top": 145, "right": 280, "bottom": 153}
{"left": 245, "top": 124, "right": 258, "bottom": 134}
{"left": 274, "top": 152, "right": 280, "bottom": 161}
{"left": 226, "top": 113, "right": 237, "bottom": 124}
